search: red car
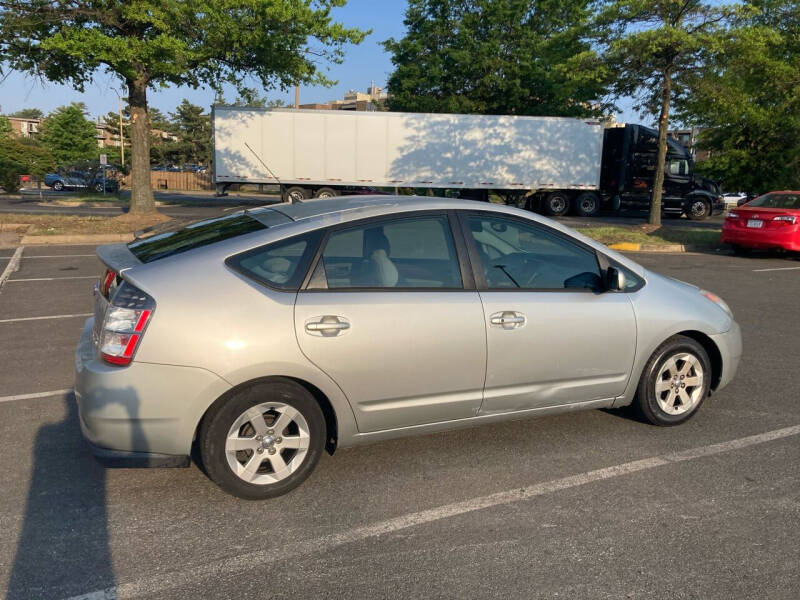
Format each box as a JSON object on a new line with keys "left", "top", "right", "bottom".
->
{"left": 722, "top": 191, "right": 800, "bottom": 253}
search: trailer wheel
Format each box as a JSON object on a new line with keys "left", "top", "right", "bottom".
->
{"left": 575, "top": 192, "right": 600, "bottom": 217}
{"left": 284, "top": 186, "right": 309, "bottom": 203}
{"left": 313, "top": 187, "right": 339, "bottom": 199}
{"left": 543, "top": 192, "right": 570, "bottom": 217}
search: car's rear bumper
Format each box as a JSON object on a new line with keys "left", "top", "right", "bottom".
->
{"left": 722, "top": 224, "right": 800, "bottom": 251}
{"left": 709, "top": 320, "right": 742, "bottom": 392}
{"left": 75, "top": 318, "right": 231, "bottom": 465}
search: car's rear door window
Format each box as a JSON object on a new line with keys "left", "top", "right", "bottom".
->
{"left": 309, "top": 215, "right": 463, "bottom": 289}
{"left": 227, "top": 230, "right": 322, "bottom": 291}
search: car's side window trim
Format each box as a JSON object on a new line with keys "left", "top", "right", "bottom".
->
{"left": 455, "top": 210, "right": 605, "bottom": 293}
{"left": 299, "top": 211, "right": 476, "bottom": 292}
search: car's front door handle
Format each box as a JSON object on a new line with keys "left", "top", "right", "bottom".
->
{"left": 489, "top": 311, "right": 526, "bottom": 329}
{"left": 305, "top": 316, "right": 350, "bottom": 337}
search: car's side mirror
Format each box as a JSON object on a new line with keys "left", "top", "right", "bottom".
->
{"left": 606, "top": 266, "right": 625, "bottom": 291}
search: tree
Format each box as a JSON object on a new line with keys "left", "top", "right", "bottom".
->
{"left": 383, "top": 0, "right": 610, "bottom": 117}
{"left": 0, "top": 1, "right": 367, "bottom": 213}
{"left": 600, "top": 0, "right": 736, "bottom": 225}
{"left": 676, "top": 0, "right": 800, "bottom": 194}
{"left": 39, "top": 103, "right": 98, "bottom": 164}
{"left": 0, "top": 115, "right": 12, "bottom": 137}
{"left": 169, "top": 100, "right": 211, "bottom": 165}
{"left": 216, "top": 87, "right": 290, "bottom": 108}
{"left": 9, "top": 108, "right": 44, "bottom": 119}
{"left": 0, "top": 137, "right": 55, "bottom": 192}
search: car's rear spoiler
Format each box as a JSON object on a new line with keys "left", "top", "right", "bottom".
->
{"left": 96, "top": 243, "right": 141, "bottom": 273}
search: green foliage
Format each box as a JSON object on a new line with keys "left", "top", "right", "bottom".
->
{"left": 216, "top": 87, "right": 289, "bottom": 108}
{"left": 677, "top": 1, "right": 800, "bottom": 193}
{"left": 384, "top": 0, "right": 610, "bottom": 117}
{"left": 0, "top": 137, "right": 55, "bottom": 193}
{"left": 39, "top": 103, "right": 98, "bottom": 164}
{"left": 167, "top": 100, "right": 211, "bottom": 165}
{"left": 9, "top": 108, "right": 44, "bottom": 119}
{"left": 0, "top": 0, "right": 368, "bottom": 211}
{"left": 0, "top": 115, "right": 12, "bottom": 137}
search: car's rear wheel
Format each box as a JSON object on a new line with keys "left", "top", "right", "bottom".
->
{"left": 200, "top": 379, "right": 325, "bottom": 499}
{"left": 634, "top": 336, "right": 711, "bottom": 426}
{"left": 94, "top": 183, "right": 104, "bottom": 193}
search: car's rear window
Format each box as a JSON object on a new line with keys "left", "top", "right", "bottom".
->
{"left": 747, "top": 193, "right": 800, "bottom": 209}
{"left": 128, "top": 211, "right": 285, "bottom": 263}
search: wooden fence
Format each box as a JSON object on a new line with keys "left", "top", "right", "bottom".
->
{"left": 122, "top": 171, "right": 213, "bottom": 191}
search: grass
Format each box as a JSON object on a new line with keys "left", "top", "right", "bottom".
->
{"left": 575, "top": 225, "right": 722, "bottom": 247}
{"left": 0, "top": 212, "right": 172, "bottom": 236}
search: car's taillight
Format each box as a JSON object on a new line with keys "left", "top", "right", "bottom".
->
{"left": 726, "top": 211, "right": 739, "bottom": 219}
{"left": 100, "top": 282, "right": 155, "bottom": 366}
{"left": 100, "top": 268, "right": 118, "bottom": 298}
{"left": 774, "top": 215, "right": 796, "bottom": 224}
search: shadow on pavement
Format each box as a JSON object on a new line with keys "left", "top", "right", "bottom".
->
{"left": 7, "top": 388, "right": 144, "bottom": 599}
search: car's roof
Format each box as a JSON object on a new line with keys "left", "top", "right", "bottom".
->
{"left": 264, "top": 195, "right": 483, "bottom": 222}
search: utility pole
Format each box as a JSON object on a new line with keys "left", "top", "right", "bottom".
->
{"left": 294, "top": 86, "right": 299, "bottom": 109}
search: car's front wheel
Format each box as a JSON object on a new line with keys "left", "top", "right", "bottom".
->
{"left": 200, "top": 379, "right": 325, "bottom": 500}
{"left": 634, "top": 335, "right": 711, "bottom": 426}
{"left": 53, "top": 181, "right": 64, "bottom": 191}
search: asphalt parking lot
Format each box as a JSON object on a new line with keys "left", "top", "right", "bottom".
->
{"left": 0, "top": 242, "right": 798, "bottom": 599}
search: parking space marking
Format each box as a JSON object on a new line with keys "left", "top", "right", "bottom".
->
{"left": 20, "top": 254, "right": 97, "bottom": 259}
{"left": 0, "top": 388, "right": 73, "bottom": 404}
{"left": 64, "top": 424, "right": 800, "bottom": 600}
{"left": 0, "top": 246, "right": 23, "bottom": 291}
{"left": 752, "top": 266, "right": 800, "bottom": 272}
{"left": 7, "top": 275, "right": 98, "bottom": 282}
{"left": 0, "top": 313, "right": 92, "bottom": 324}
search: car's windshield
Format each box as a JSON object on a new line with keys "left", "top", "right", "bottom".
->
{"left": 747, "top": 193, "right": 800, "bottom": 209}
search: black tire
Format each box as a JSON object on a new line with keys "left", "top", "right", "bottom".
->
{"left": 542, "top": 192, "right": 570, "bottom": 217}
{"left": 574, "top": 192, "right": 600, "bottom": 217}
{"left": 634, "top": 335, "right": 711, "bottom": 426}
{"left": 199, "top": 379, "right": 326, "bottom": 500}
{"left": 94, "top": 183, "right": 104, "bottom": 193}
{"left": 313, "top": 186, "right": 339, "bottom": 199}
{"left": 53, "top": 181, "right": 64, "bottom": 191}
{"left": 284, "top": 186, "right": 309, "bottom": 203}
{"left": 686, "top": 197, "right": 711, "bottom": 221}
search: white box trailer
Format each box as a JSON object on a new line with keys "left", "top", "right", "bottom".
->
{"left": 213, "top": 107, "right": 604, "bottom": 208}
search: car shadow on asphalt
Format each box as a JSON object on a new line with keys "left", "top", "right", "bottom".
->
{"left": 7, "top": 388, "right": 144, "bottom": 599}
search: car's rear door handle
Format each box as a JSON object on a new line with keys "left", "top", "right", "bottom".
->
{"left": 489, "top": 311, "right": 526, "bottom": 329}
{"left": 304, "top": 316, "right": 350, "bottom": 337}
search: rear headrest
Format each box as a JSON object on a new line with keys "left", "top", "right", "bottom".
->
{"left": 363, "top": 228, "right": 391, "bottom": 257}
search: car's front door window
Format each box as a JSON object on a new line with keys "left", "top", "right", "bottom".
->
{"left": 466, "top": 215, "right": 602, "bottom": 291}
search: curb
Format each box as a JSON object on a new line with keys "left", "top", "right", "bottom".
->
{"left": 607, "top": 242, "right": 717, "bottom": 253}
{"left": 20, "top": 233, "right": 135, "bottom": 245}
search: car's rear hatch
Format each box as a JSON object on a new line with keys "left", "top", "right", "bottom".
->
{"left": 91, "top": 207, "right": 293, "bottom": 348}
{"left": 728, "top": 206, "right": 800, "bottom": 231}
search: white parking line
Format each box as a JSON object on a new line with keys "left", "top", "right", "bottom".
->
{"left": 0, "top": 246, "right": 23, "bottom": 291}
{"left": 7, "top": 275, "right": 97, "bottom": 282}
{"left": 0, "top": 313, "right": 92, "bottom": 324}
{"left": 752, "top": 266, "right": 800, "bottom": 272}
{"left": 0, "top": 388, "right": 73, "bottom": 404}
{"left": 64, "top": 424, "right": 800, "bottom": 600}
{"left": 21, "top": 254, "right": 97, "bottom": 259}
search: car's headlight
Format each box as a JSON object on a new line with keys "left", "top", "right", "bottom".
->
{"left": 701, "top": 289, "right": 733, "bottom": 317}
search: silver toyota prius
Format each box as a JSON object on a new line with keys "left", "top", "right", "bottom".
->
{"left": 75, "top": 196, "right": 742, "bottom": 499}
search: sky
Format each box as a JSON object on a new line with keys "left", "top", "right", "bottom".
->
{"left": 0, "top": 0, "right": 640, "bottom": 124}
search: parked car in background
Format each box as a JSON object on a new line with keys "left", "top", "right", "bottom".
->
{"left": 722, "top": 191, "right": 800, "bottom": 253}
{"left": 45, "top": 169, "right": 119, "bottom": 193}
{"left": 76, "top": 195, "right": 741, "bottom": 500}
{"left": 722, "top": 192, "right": 748, "bottom": 208}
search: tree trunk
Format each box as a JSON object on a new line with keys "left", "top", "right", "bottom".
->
{"left": 127, "top": 77, "right": 155, "bottom": 213}
{"left": 650, "top": 72, "right": 673, "bottom": 226}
